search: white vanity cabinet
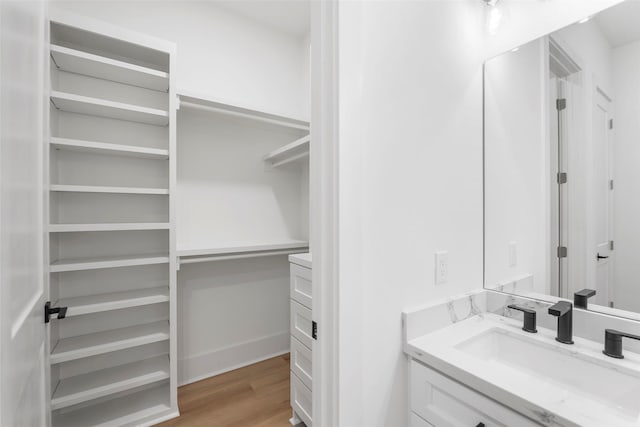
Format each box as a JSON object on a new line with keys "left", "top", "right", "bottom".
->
{"left": 289, "top": 254, "right": 313, "bottom": 426}
{"left": 409, "top": 360, "right": 541, "bottom": 427}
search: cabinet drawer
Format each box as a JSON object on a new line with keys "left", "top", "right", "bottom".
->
{"left": 291, "top": 336, "right": 312, "bottom": 390}
{"left": 410, "top": 360, "right": 540, "bottom": 427}
{"left": 290, "top": 263, "right": 312, "bottom": 309}
{"left": 410, "top": 412, "right": 434, "bottom": 427}
{"left": 291, "top": 300, "right": 313, "bottom": 349}
{"left": 291, "top": 372, "right": 312, "bottom": 427}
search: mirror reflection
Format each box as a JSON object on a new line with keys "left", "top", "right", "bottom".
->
{"left": 484, "top": 1, "right": 640, "bottom": 316}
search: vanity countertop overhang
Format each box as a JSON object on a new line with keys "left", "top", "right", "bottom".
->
{"left": 405, "top": 312, "right": 640, "bottom": 427}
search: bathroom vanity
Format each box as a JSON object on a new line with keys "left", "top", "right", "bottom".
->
{"left": 403, "top": 291, "right": 640, "bottom": 427}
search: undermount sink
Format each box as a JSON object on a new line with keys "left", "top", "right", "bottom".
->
{"left": 456, "top": 327, "right": 640, "bottom": 420}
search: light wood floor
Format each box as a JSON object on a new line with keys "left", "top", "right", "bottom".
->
{"left": 156, "top": 354, "right": 292, "bottom": 427}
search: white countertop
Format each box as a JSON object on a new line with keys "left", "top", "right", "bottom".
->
{"left": 405, "top": 313, "right": 640, "bottom": 427}
{"left": 289, "top": 252, "right": 311, "bottom": 269}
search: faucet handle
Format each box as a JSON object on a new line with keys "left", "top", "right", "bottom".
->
{"left": 507, "top": 304, "right": 537, "bottom": 333}
{"left": 574, "top": 289, "right": 596, "bottom": 309}
{"left": 603, "top": 329, "right": 640, "bottom": 359}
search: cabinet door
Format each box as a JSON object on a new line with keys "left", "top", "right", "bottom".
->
{"left": 291, "top": 336, "right": 312, "bottom": 390}
{"left": 291, "top": 372, "right": 312, "bottom": 427}
{"left": 410, "top": 360, "right": 541, "bottom": 427}
{"left": 291, "top": 300, "right": 313, "bottom": 348}
{"left": 290, "top": 264, "right": 312, "bottom": 309}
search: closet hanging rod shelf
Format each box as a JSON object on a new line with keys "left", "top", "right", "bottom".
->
{"left": 264, "top": 135, "right": 310, "bottom": 167}
{"left": 50, "top": 44, "right": 169, "bottom": 92}
{"left": 177, "top": 241, "right": 309, "bottom": 266}
{"left": 177, "top": 91, "right": 309, "bottom": 131}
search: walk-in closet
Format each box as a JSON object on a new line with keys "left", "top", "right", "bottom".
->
{"left": 0, "top": 1, "right": 315, "bottom": 425}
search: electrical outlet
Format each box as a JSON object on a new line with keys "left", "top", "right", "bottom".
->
{"left": 509, "top": 241, "right": 517, "bottom": 267}
{"left": 435, "top": 251, "right": 448, "bottom": 284}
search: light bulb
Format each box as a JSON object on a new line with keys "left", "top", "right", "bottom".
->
{"left": 487, "top": 5, "right": 503, "bottom": 35}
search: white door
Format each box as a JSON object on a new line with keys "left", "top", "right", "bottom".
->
{"left": 0, "top": 1, "right": 49, "bottom": 426}
{"left": 593, "top": 88, "right": 613, "bottom": 306}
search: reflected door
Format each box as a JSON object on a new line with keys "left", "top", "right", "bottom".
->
{"left": 593, "top": 89, "right": 613, "bottom": 307}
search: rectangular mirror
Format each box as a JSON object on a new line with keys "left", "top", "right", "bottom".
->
{"left": 484, "top": 1, "right": 640, "bottom": 319}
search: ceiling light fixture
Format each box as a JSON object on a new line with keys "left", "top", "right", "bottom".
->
{"left": 578, "top": 16, "right": 591, "bottom": 24}
{"left": 483, "top": 0, "right": 503, "bottom": 35}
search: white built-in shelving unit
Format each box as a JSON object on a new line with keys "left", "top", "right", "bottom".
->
{"left": 46, "top": 11, "right": 178, "bottom": 426}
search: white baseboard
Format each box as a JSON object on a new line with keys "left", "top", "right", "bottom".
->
{"left": 178, "top": 331, "right": 290, "bottom": 386}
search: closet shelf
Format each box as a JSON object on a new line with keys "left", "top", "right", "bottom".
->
{"left": 177, "top": 90, "right": 309, "bottom": 131}
{"left": 51, "top": 383, "right": 171, "bottom": 427}
{"left": 49, "top": 223, "right": 170, "bottom": 232}
{"left": 50, "top": 91, "right": 169, "bottom": 126}
{"left": 264, "top": 135, "right": 310, "bottom": 167}
{"left": 50, "top": 254, "right": 170, "bottom": 273}
{"left": 50, "top": 44, "right": 169, "bottom": 92}
{"left": 51, "top": 137, "right": 169, "bottom": 159}
{"left": 50, "top": 184, "right": 169, "bottom": 195}
{"left": 51, "top": 321, "right": 170, "bottom": 364}
{"left": 51, "top": 355, "right": 170, "bottom": 410}
{"left": 178, "top": 240, "right": 309, "bottom": 265}
{"left": 55, "top": 287, "right": 170, "bottom": 317}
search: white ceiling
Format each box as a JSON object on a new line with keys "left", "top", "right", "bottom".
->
{"left": 595, "top": 1, "right": 640, "bottom": 48}
{"left": 216, "top": 0, "right": 310, "bottom": 38}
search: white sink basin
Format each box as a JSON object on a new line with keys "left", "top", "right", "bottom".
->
{"left": 456, "top": 327, "right": 640, "bottom": 420}
{"left": 406, "top": 313, "right": 640, "bottom": 426}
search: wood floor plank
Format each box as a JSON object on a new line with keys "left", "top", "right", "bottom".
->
{"left": 155, "top": 354, "right": 293, "bottom": 427}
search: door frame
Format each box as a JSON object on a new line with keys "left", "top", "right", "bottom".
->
{"left": 310, "top": 1, "right": 339, "bottom": 426}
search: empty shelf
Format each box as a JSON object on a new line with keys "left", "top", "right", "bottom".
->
{"left": 49, "top": 223, "right": 170, "bottom": 232}
{"left": 50, "top": 184, "right": 169, "bottom": 195}
{"left": 50, "top": 254, "right": 170, "bottom": 273}
{"left": 51, "top": 355, "right": 170, "bottom": 410}
{"left": 51, "top": 137, "right": 169, "bottom": 159}
{"left": 51, "top": 44, "right": 169, "bottom": 92}
{"left": 56, "top": 287, "right": 170, "bottom": 317}
{"left": 50, "top": 91, "right": 169, "bottom": 126}
{"left": 52, "top": 382, "right": 171, "bottom": 427}
{"left": 178, "top": 90, "right": 309, "bottom": 131}
{"left": 264, "top": 135, "right": 310, "bottom": 167}
{"left": 51, "top": 321, "right": 169, "bottom": 364}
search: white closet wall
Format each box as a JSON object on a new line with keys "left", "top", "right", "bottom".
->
{"left": 51, "top": 1, "right": 311, "bottom": 386}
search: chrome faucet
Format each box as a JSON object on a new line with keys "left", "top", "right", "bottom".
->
{"left": 548, "top": 301, "right": 574, "bottom": 344}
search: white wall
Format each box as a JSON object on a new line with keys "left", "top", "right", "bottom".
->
{"left": 50, "top": 0, "right": 310, "bottom": 118}
{"left": 335, "top": 0, "right": 624, "bottom": 425}
{"left": 612, "top": 40, "right": 640, "bottom": 312}
{"left": 50, "top": 0, "right": 310, "bottom": 384}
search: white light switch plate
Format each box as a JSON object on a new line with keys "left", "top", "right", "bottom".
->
{"left": 435, "top": 251, "right": 448, "bottom": 284}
